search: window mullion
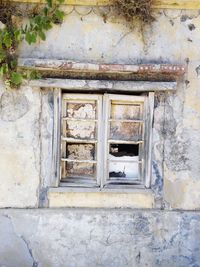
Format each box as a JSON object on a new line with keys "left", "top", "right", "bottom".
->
{"left": 144, "top": 92, "right": 154, "bottom": 188}
{"left": 96, "top": 95, "right": 103, "bottom": 187}
{"left": 101, "top": 94, "right": 110, "bottom": 188}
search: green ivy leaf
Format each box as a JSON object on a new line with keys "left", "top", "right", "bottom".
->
{"left": 3, "top": 32, "right": 12, "bottom": 48}
{"left": 43, "top": 7, "right": 49, "bottom": 16}
{"left": 25, "top": 32, "right": 37, "bottom": 45}
{"left": 10, "top": 59, "right": 18, "bottom": 69}
{"left": 0, "top": 51, "right": 6, "bottom": 62}
{"left": 1, "top": 63, "right": 8, "bottom": 74}
{"left": 10, "top": 72, "right": 23, "bottom": 85}
{"left": 30, "top": 70, "right": 41, "bottom": 80}
{"left": 38, "top": 31, "right": 46, "bottom": 41}
{"left": 54, "top": 10, "right": 65, "bottom": 21}
{"left": 0, "top": 67, "right": 4, "bottom": 76}
{"left": 46, "top": 0, "right": 52, "bottom": 8}
{"left": 14, "top": 30, "right": 21, "bottom": 43}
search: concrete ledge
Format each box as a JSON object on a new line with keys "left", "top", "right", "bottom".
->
{"left": 48, "top": 189, "right": 155, "bottom": 208}
{"left": 29, "top": 78, "right": 177, "bottom": 91}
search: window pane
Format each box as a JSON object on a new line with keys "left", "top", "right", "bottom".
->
{"left": 63, "top": 161, "right": 96, "bottom": 179}
{"left": 110, "top": 121, "right": 141, "bottom": 141}
{"left": 65, "top": 143, "right": 95, "bottom": 160}
{"left": 65, "top": 121, "right": 96, "bottom": 140}
{"left": 108, "top": 144, "right": 139, "bottom": 180}
{"left": 111, "top": 102, "right": 142, "bottom": 120}
{"left": 66, "top": 102, "right": 96, "bottom": 119}
{"left": 109, "top": 161, "right": 139, "bottom": 180}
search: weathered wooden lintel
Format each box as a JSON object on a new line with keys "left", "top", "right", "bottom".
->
{"left": 28, "top": 78, "right": 177, "bottom": 92}
{"left": 18, "top": 58, "right": 185, "bottom": 82}
{"left": 8, "top": 0, "right": 200, "bottom": 10}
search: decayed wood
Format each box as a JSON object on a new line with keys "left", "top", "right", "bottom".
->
{"left": 144, "top": 92, "right": 154, "bottom": 188}
{"left": 52, "top": 88, "right": 62, "bottom": 187}
{"left": 109, "top": 119, "right": 144, "bottom": 123}
{"left": 19, "top": 58, "right": 185, "bottom": 81}
{"left": 103, "top": 94, "right": 145, "bottom": 185}
{"left": 62, "top": 117, "right": 98, "bottom": 122}
{"left": 62, "top": 137, "right": 98, "bottom": 143}
{"left": 61, "top": 94, "right": 102, "bottom": 186}
{"left": 30, "top": 79, "right": 177, "bottom": 92}
{"left": 8, "top": 0, "right": 200, "bottom": 9}
{"left": 61, "top": 159, "right": 97, "bottom": 163}
{"left": 107, "top": 140, "right": 143, "bottom": 144}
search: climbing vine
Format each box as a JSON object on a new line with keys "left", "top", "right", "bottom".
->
{"left": 0, "top": 0, "right": 65, "bottom": 88}
{"left": 112, "top": 0, "right": 155, "bottom": 26}
{"left": 0, "top": 0, "right": 155, "bottom": 88}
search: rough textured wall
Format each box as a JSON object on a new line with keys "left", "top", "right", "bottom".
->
{"left": 19, "top": 7, "right": 200, "bottom": 209}
{"left": 0, "top": 82, "right": 41, "bottom": 207}
{"left": 0, "top": 6, "right": 200, "bottom": 267}
{"left": 0, "top": 209, "right": 200, "bottom": 267}
{"left": 0, "top": 8, "right": 200, "bottom": 209}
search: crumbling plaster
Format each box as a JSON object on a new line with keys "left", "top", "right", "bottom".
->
{"left": 0, "top": 7, "right": 200, "bottom": 210}
{"left": 0, "top": 82, "right": 41, "bottom": 207}
{"left": 0, "top": 209, "right": 199, "bottom": 267}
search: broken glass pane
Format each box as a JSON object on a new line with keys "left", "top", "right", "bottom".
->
{"left": 110, "top": 121, "right": 141, "bottom": 141}
{"left": 108, "top": 144, "right": 139, "bottom": 179}
{"left": 65, "top": 143, "right": 95, "bottom": 160}
{"left": 65, "top": 121, "right": 96, "bottom": 140}
{"left": 66, "top": 162, "right": 96, "bottom": 178}
{"left": 111, "top": 102, "right": 142, "bottom": 120}
{"left": 66, "top": 102, "right": 96, "bottom": 119}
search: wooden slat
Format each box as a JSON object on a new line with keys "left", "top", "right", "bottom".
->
{"left": 61, "top": 158, "right": 97, "bottom": 163}
{"left": 62, "top": 117, "right": 97, "bottom": 122}
{"left": 108, "top": 159, "right": 142, "bottom": 163}
{"left": 8, "top": 0, "right": 200, "bottom": 9}
{"left": 109, "top": 119, "right": 144, "bottom": 123}
{"left": 108, "top": 139, "right": 143, "bottom": 144}
{"left": 62, "top": 137, "right": 98, "bottom": 143}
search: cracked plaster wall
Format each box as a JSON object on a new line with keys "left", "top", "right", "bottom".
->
{"left": 0, "top": 209, "right": 199, "bottom": 267}
{"left": 20, "top": 7, "right": 200, "bottom": 210}
{"left": 0, "top": 81, "right": 41, "bottom": 207}
{"left": 0, "top": 7, "right": 200, "bottom": 209}
{"left": 0, "top": 6, "right": 200, "bottom": 267}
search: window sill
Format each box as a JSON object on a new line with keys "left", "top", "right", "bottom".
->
{"left": 48, "top": 187, "right": 155, "bottom": 209}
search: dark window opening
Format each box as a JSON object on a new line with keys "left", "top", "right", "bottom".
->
{"left": 109, "top": 144, "right": 139, "bottom": 157}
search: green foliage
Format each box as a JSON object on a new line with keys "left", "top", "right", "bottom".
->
{"left": 0, "top": 0, "right": 65, "bottom": 88}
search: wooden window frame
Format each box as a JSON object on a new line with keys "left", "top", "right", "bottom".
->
{"left": 60, "top": 93, "right": 103, "bottom": 187}
{"left": 53, "top": 89, "right": 154, "bottom": 189}
{"left": 103, "top": 93, "right": 154, "bottom": 189}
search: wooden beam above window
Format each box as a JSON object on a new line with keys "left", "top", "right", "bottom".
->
{"left": 8, "top": 0, "right": 200, "bottom": 9}
{"left": 18, "top": 58, "right": 186, "bottom": 82}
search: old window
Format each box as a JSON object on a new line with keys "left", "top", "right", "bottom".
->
{"left": 59, "top": 92, "right": 154, "bottom": 189}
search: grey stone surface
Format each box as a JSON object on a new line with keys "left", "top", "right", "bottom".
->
{"left": 0, "top": 209, "right": 199, "bottom": 267}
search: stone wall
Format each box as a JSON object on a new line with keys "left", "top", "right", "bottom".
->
{"left": 0, "top": 5, "right": 200, "bottom": 266}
